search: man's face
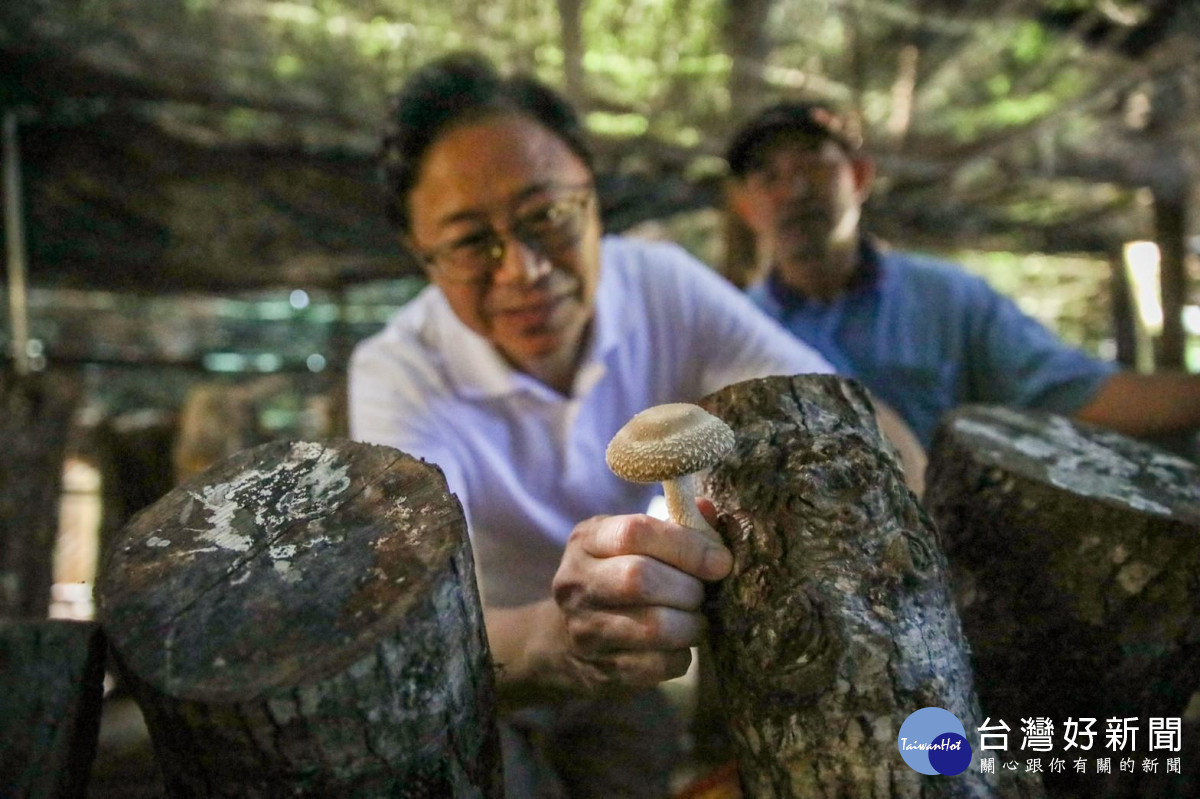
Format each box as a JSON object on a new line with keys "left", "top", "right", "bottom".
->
{"left": 732, "top": 133, "right": 873, "bottom": 276}
{"left": 406, "top": 113, "right": 600, "bottom": 379}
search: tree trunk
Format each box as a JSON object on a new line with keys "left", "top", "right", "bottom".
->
{"left": 97, "top": 439, "right": 502, "bottom": 797}
{"left": 78, "top": 410, "right": 177, "bottom": 571}
{"left": 556, "top": 0, "right": 587, "bottom": 111}
{"left": 0, "top": 619, "right": 106, "bottom": 798}
{"left": 1151, "top": 171, "right": 1189, "bottom": 371}
{"left": 698, "top": 375, "right": 1040, "bottom": 799}
{"left": 0, "top": 371, "right": 81, "bottom": 618}
{"left": 721, "top": 0, "right": 774, "bottom": 124}
{"left": 925, "top": 406, "right": 1200, "bottom": 798}
{"left": 1108, "top": 249, "right": 1138, "bottom": 369}
{"left": 1145, "top": 71, "right": 1192, "bottom": 372}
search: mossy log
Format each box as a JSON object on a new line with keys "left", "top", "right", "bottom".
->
{"left": 925, "top": 406, "right": 1200, "bottom": 799}
{"left": 0, "top": 619, "right": 106, "bottom": 798}
{"left": 97, "top": 439, "right": 502, "bottom": 797}
{"left": 698, "top": 375, "right": 1041, "bottom": 799}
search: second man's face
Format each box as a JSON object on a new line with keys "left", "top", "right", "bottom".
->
{"left": 733, "top": 134, "right": 872, "bottom": 275}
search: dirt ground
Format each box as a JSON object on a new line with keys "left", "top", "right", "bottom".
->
{"left": 88, "top": 695, "right": 162, "bottom": 798}
{"left": 82, "top": 688, "right": 736, "bottom": 798}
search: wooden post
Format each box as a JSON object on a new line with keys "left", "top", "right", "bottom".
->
{"left": 3, "top": 110, "right": 31, "bottom": 376}
{"left": 925, "top": 406, "right": 1200, "bottom": 798}
{"left": 97, "top": 439, "right": 503, "bottom": 797}
{"left": 699, "top": 375, "right": 1041, "bottom": 798}
{"left": 1152, "top": 179, "right": 1189, "bottom": 370}
{"left": 0, "top": 619, "right": 107, "bottom": 798}
{"left": 1109, "top": 249, "right": 1138, "bottom": 369}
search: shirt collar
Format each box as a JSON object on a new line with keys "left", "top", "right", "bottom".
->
{"left": 765, "top": 236, "right": 883, "bottom": 309}
{"left": 431, "top": 294, "right": 523, "bottom": 399}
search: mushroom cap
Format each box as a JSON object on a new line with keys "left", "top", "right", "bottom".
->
{"left": 606, "top": 403, "right": 736, "bottom": 483}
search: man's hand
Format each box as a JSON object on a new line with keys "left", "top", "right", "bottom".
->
{"left": 550, "top": 508, "right": 731, "bottom": 695}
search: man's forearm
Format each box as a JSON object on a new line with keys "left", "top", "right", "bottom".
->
{"left": 875, "top": 400, "right": 927, "bottom": 498}
{"left": 485, "top": 599, "right": 578, "bottom": 710}
{"left": 1075, "top": 371, "right": 1200, "bottom": 437}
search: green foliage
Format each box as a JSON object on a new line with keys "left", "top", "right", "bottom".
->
{"left": 916, "top": 17, "right": 1095, "bottom": 143}
{"left": 955, "top": 249, "right": 1114, "bottom": 355}
{"left": 1010, "top": 20, "right": 1051, "bottom": 65}
{"left": 11, "top": 0, "right": 1192, "bottom": 277}
{"left": 19, "top": 0, "right": 1156, "bottom": 169}
{"left": 582, "top": 0, "right": 729, "bottom": 138}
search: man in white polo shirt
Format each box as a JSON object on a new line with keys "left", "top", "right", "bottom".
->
{"left": 349, "top": 53, "right": 922, "bottom": 797}
{"left": 355, "top": 232, "right": 846, "bottom": 607}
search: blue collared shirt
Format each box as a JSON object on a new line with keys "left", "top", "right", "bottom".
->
{"left": 747, "top": 241, "right": 1116, "bottom": 446}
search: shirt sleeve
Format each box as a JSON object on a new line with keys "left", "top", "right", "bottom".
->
{"left": 965, "top": 275, "right": 1117, "bottom": 415}
{"left": 347, "top": 334, "right": 469, "bottom": 510}
{"left": 647, "top": 243, "right": 835, "bottom": 395}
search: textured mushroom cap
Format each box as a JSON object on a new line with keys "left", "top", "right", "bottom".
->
{"left": 606, "top": 403, "right": 736, "bottom": 483}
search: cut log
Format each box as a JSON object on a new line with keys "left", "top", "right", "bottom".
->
{"left": 925, "top": 406, "right": 1200, "bottom": 798}
{"left": 0, "top": 619, "right": 106, "bottom": 798}
{"left": 698, "top": 375, "right": 1041, "bottom": 798}
{"left": 97, "top": 438, "right": 503, "bottom": 797}
{"left": 103, "top": 408, "right": 179, "bottom": 529}
{"left": 0, "top": 371, "right": 81, "bottom": 617}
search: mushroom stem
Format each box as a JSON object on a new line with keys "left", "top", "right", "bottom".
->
{"left": 663, "top": 472, "right": 721, "bottom": 543}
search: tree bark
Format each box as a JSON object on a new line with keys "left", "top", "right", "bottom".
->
{"left": 1108, "top": 249, "right": 1138, "bottom": 369}
{"left": 1144, "top": 71, "right": 1193, "bottom": 372}
{"left": 0, "top": 619, "right": 106, "bottom": 798}
{"left": 1151, "top": 175, "right": 1189, "bottom": 370}
{"left": 925, "top": 406, "right": 1200, "bottom": 798}
{"left": 98, "top": 408, "right": 179, "bottom": 547}
{"left": 721, "top": 0, "right": 774, "bottom": 124}
{"left": 97, "top": 439, "right": 502, "bottom": 797}
{"left": 556, "top": 0, "right": 587, "bottom": 111}
{"left": 698, "top": 375, "right": 1040, "bottom": 799}
{"left": 0, "top": 371, "right": 81, "bottom": 618}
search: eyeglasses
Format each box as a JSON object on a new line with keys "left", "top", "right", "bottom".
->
{"left": 416, "top": 188, "right": 595, "bottom": 284}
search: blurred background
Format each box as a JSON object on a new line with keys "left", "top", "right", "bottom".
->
{"left": 2, "top": 3, "right": 1198, "bottom": 793}
{"left": 2, "top": 0, "right": 1198, "bottom": 622}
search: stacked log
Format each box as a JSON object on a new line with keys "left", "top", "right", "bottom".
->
{"left": 699, "top": 375, "right": 1040, "bottom": 798}
{"left": 0, "top": 619, "right": 106, "bottom": 798}
{"left": 0, "top": 372, "right": 81, "bottom": 617}
{"left": 926, "top": 406, "right": 1200, "bottom": 798}
{"left": 98, "top": 438, "right": 502, "bottom": 797}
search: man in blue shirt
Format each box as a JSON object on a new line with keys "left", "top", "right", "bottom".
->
{"left": 724, "top": 101, "right": 1200, "bottom": 447}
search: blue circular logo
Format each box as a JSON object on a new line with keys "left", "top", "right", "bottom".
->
{"left": 897, "top": 707, "right": 973, "bottom": 776}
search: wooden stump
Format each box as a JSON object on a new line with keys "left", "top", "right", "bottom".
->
{"left": 104, "top": 408, "right": 179, "bottom": 528}
{"left": 0, "top": 619, "right": 106, "bottom": 798}
{"left": 97, "top": 439, "right": 503, "bottom": 797}
{"left": 698, "top": 375, "right": 1040, "bottom": 798}
{"left": 0, "top": 371, "right": 81, "bottom": 617}
{"left": 925, "top": 406, "right": 1200, "bottom": 798}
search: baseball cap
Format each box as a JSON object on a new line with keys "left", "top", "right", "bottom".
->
{"left": 726, "top": 101, "right": 861, "bottom": 176}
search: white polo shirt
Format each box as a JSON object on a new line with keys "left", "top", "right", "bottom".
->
{"left": 349, "top": 236, "right": 833, "bottom": 607}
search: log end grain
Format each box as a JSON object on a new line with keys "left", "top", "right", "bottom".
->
{"left": 935, "top": 405, "right": 1199, "bottom": 524}
{"left": 97, "top": 438, "right": 473, "bottom": 702}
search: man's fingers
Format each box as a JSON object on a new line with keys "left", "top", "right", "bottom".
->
{"left": 564, "top": 605, "right": 706, "bottom": 654}
{"left": 696, "top": 496, "right": 720, "bottom": 529}
{"left": 578, "top": 514, "right": 732, "bottom": 581}
{"left": 567, "top": 648, "right": 694, "bottom": 694}
{"left": 569, "top": 554, "right": 706, "bottom": 610}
